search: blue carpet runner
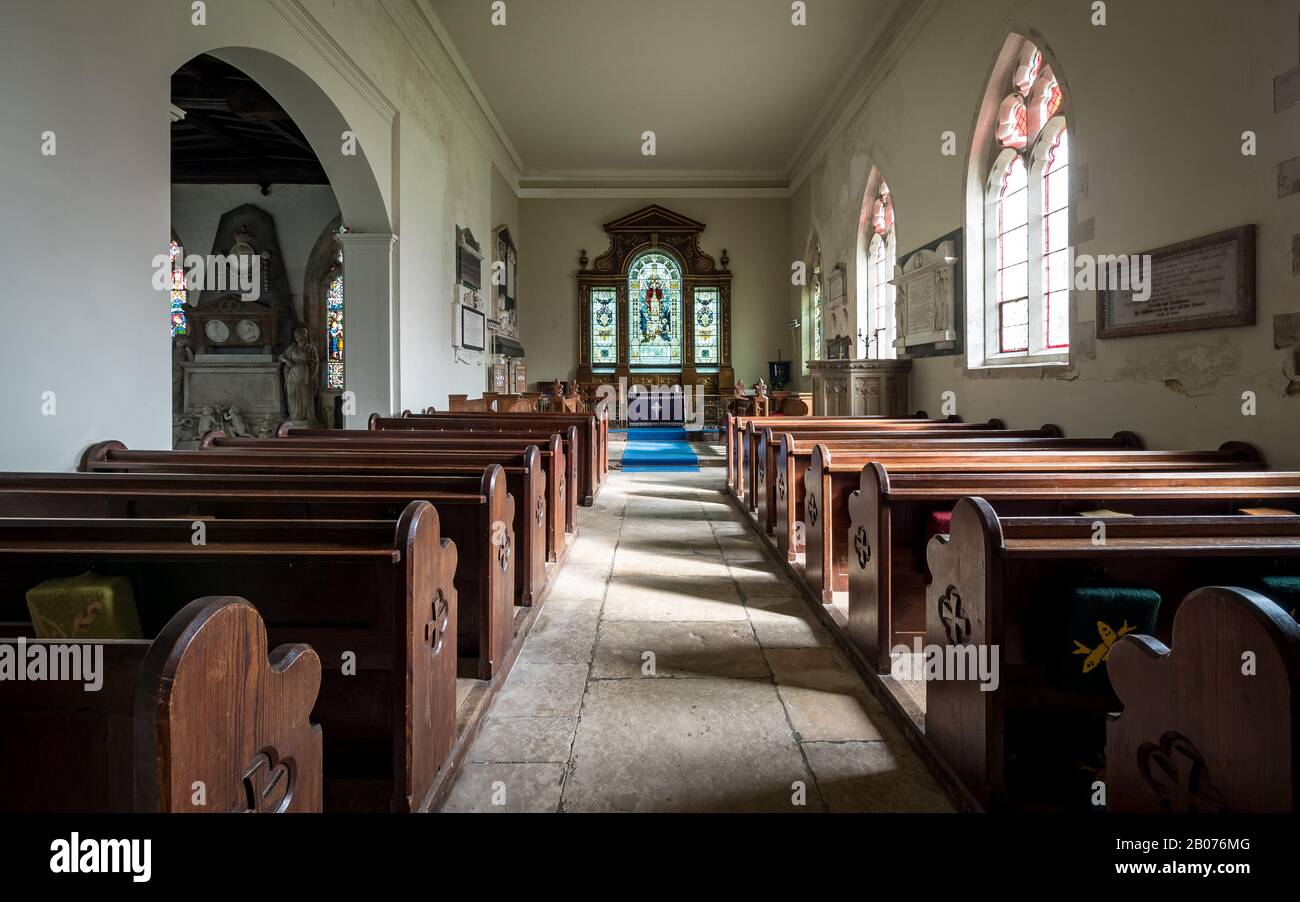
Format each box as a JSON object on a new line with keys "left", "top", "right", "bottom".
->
{"left": 619, "top": 427, "right": 699, "bottom": 472}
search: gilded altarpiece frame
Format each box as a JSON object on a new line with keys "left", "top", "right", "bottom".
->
{"left": 576, "top": 205, "right": 734, "bottom": 404}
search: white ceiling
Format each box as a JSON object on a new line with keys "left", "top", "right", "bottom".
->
{"left": 429, "top": 0, "right": 905, "bottom": 188}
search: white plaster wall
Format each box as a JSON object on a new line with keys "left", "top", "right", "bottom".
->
{"left": 519, "top": 197, "right": 792, "bottom": 388}
{"left": 0, "top": 0, "right": 496, "bottom": 469}
{"left": 791, "top": 0, "right": 1300, "bottom": 467}
{"left": 170, "top": 183, "right": 341, "bottom": 321}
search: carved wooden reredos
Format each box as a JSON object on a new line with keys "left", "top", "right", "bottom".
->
{"left": 576, "top": 204, "right": 734, "bottom": 391}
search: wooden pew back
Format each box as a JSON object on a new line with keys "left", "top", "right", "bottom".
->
{"left": 0, "top": 507, "right": 457, "bottom": 813}
{"left": 926, "top": 498, "right": 1300, "bottom": 808}
{"left": 849, "top": 465, "right": 1300, "bottom": 674}
{"left": 1107, "top": 585, "right": 1300, "bottom": 813}
{"left": 0, "top": 595, "right": 322, "bottom": 813}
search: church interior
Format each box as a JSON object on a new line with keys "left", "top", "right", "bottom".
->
{"left": 2, "top": 0, "right": 1299, "bottom": 840}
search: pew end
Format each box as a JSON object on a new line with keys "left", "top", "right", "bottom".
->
{"left": 392, "top": 501, "right": 459, "bottom": 811}
{"left": 924, "top": 497, "right": 1001, "bottom": 808}
{"left": 198, "top": 429, "right": 227, "bottom": 448}
{"left": 1106, "top": 585, "right": 1300, "bottom": 813}
{"left": 0, "top": 596, "right": 324, "bottom": 813}
{"left": 1219, "top": 440, "right": 1264, "bottom": 463}
{"left": 78, "top": 440, "right": 127, "bottom": 472}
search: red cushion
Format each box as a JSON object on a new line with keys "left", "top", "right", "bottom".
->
{"left": 927, "top": 511, "right": 953, "bottom": 539}
{"left": 922, "top": 511, "right": 954, "bottom": 583}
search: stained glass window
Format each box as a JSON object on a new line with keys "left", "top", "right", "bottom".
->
{"left": 627, "top": 251, "right": 682, "bottom": 367}
{"left": 987, "top": 38, "right": 1069, "bottom": 358}
{"left": 811, "top": 246, "right": 823, "bottom": 361}
{"left": 693, "top": 287, "right": 720, "bottom": 365}
{"left": 169, "top": 240, "right": 188, "bottom": 336}
{"left": 326, "top": 271, "right": 344, "bottom": 390}
{"left": 591, "top": 287, "right": 618, "bottom": 367}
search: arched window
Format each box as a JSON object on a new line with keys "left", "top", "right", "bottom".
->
{"left": 628, "top": 250, "right": 683, "bottom": 367}
{"left": 810, "top": 242, "right": 824, "bottom": 362}
{"left": 866, "top": 182, "right": 896, "bottom": 358}
{"left": 169, "top": 239, "right": 188, "bottom": 336}
{"left": 974, "top": 37, "right": 1070, "bottom": 364}
{"left": 324, "top": 251, "right": 344, "bottom": 391}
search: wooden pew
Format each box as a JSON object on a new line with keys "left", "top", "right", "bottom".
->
{"left": 0, "top": 505, "right": 457, "bottom": 812}
{"left": 769, "top": 430, "right": 1142, "bottom": 561}
{"left": 0, "top": 595, "right": 322, "bottom": 813}
{"left": 276, "top": 425, "right": 579, "bottom": 544}
{"left": 407, "top": 407, "right": 607, "bottom": 487}
{"left": 805, "top": 443, "right": 1264, "bottom": 607}
{"left": 925, "top": 498, "right": 1300, "bottom": 809}
{"left": 1107, "top": 585, "right": 1300, "bottom": 813}
{"left": 375, "top": 411, "right": 605, "bottom": 507}
{"left": 79, "top": 443, "right": 520, "bottom": 655}
{"left": 725, "top": 412, "right": 935, "bottom": 498}
{"left": 741, "top": 417, "right": 1015, "bottom": 506}
{"left": 203, "top": 430, "right": 566, "bottom": 579}
{"left": 410, "top": 407, "right": 607, "bottom": 487}
{"left": 760, "top": 424, "right": 1104, "bottom": 532}
{"left": 848, "top": 467, "right": 1300, "bottom": 673}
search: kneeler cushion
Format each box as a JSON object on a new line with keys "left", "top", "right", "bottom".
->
{"left": 25, "top": 571, "right": 143, "bottom": 640}
{"left": 1254, "top": 575, "right": 1300, "bottom": 621}
{"left": 1043, "top": 583, "right": 1160, "bottom": 696}
{"left": 921, "top": 510, "right": 953, "bottom": 582}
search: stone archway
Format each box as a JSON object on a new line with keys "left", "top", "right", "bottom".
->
{"left": 171, "top": 46, "right": 396, "bottom": 432}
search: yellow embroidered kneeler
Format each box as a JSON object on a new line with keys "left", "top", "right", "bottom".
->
{"left": 25, "top": 571, "right": 143, "bottom": 640}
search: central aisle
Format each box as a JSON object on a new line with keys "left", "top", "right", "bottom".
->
{"left": 441, "top": 471, "right": 953, "bottom": 812}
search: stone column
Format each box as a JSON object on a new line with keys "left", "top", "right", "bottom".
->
{"left": 337, "top": 232, "right": 398, "bottom": 428}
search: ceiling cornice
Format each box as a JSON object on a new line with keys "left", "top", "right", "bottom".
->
{"left": 393, "top": 0, "right": 526, "bottom": 185}
{"left": 270, "top": 0, "right": 399, "bottom": 123}
{"left": 417, "top": 0, "right": 942, "bottom": 199}
{"left": 786, "top": 0, "right": 944, "bottom": 193}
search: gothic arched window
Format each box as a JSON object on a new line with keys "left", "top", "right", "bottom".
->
{"left": 627, "top": 250, "right": 683, "bottom": 367}
{"left": 982, "top": 39, "right": 1070, "bottom": 360}
{"left": 169, "top": 239, "right": 188, "bottom": 336}
{"left": 810, "top": 242, "right": 824, "bottom": 362}
{"left": 324, "top": 254, "right": 344, "bottom": 391}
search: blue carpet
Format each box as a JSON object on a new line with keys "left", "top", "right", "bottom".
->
{"left": 620, "top": 427, "right": 699, "bottom": 472}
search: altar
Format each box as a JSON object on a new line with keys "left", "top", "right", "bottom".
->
{"left": 575, "top": 205, "right": 735, "bottom": 421}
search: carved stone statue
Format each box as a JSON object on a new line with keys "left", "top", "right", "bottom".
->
{"left": 196, "top": 405, "right": 221, "bottom": 437}
{"left": 279, "top": 325, "right": 320, "bottom": 424}
{"left": 257, "top": 414, "right": 281, "bottom": 438}
{"left": 224, "top": 405, "right": 253, "bottom": 438}
{"left": 171, "top": 334, "right": 193, "bottom": 416}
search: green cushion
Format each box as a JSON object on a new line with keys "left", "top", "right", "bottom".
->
{"left": 1256, "top": 575, "right": 1300, "bottom": 621}
{"left": 25, "top": 571, "right": 143, "bottom": 640}
{"left": 1047, "top": 584, "right": 1161, "bottom": 696}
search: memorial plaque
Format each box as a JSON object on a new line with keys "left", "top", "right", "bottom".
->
{"left": 1097, "top": 225, "right": 1255, "bottom": 339}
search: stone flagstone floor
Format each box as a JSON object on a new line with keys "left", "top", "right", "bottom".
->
{"left": 440, "top": 470, "right": 954, "bottom": 813}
